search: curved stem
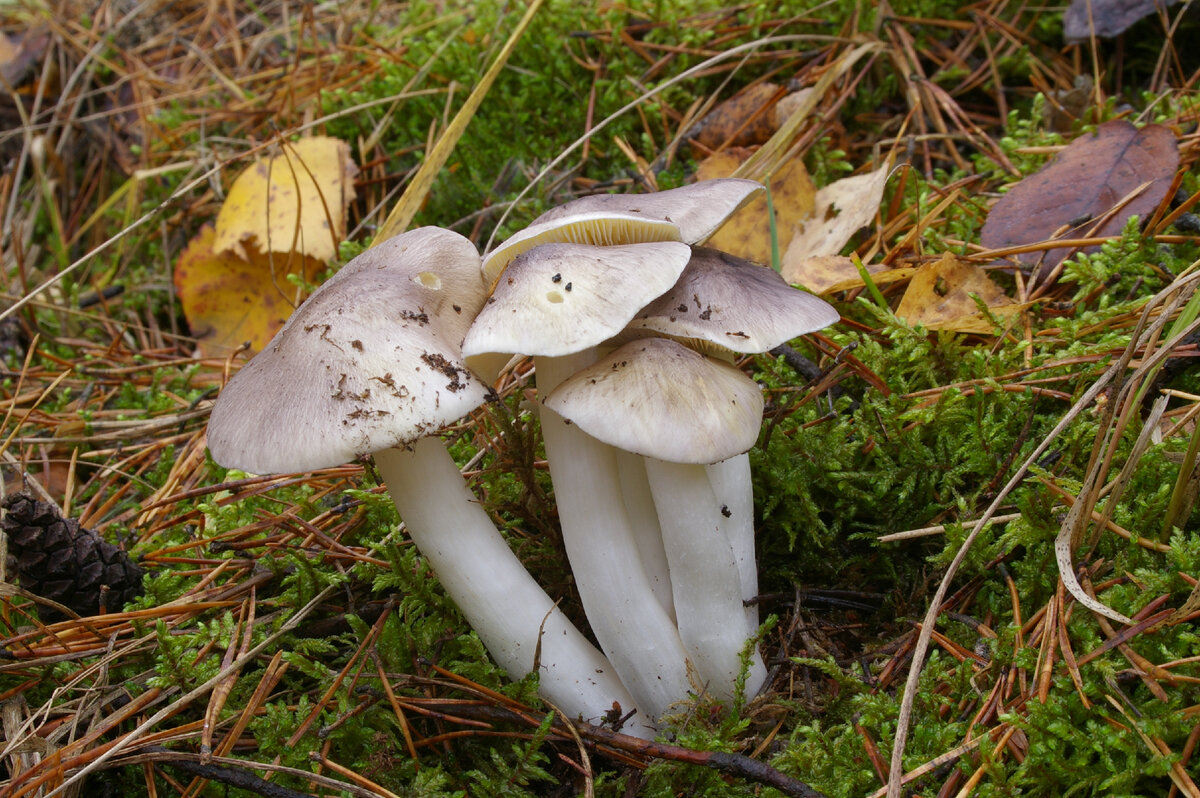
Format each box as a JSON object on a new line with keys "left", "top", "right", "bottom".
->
{"left": 538, "top": 353, "right": 695, "bottom": 723}
{"left": 644, "top": 458, "right": 767, "bottom": 704}
{"left": 375, "top": 437, "right": 652, "bottom": 738}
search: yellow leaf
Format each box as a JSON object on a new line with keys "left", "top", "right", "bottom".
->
{"left": 895, "top": 253, "right": 1023, "bottom": 334}
{"left": 698, "top": 151, "right": 816, "bottom": 266}
{"left": 174, "top": 225, "right": 324, "bottom": 357}
{"left": 213, "top": 136, "right": 356, "bottom": 263}
{"left": 786, "top": 255, "right": 915, "bottom": 295}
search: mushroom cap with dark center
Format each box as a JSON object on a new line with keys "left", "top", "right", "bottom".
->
{"left": 207, "top": 227, "right": 489, "bottom": 474}
{"left": 482, "top": 212, "right": 681, "bottom": 287}
{"left": 532, "top": 179, "right": 764, "bottom": 245}
{"left": 543, "top": 337, "right": 763, "bottom": 464}
{"left": 464, "top": 241, "right": 693, "bottom": 359}
{"left": 628, "top": 246, "right": 840, "bottom": 354}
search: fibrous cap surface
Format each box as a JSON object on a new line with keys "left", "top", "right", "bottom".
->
{"left": 208, "top": 227, "right": 489, "bottom": 474}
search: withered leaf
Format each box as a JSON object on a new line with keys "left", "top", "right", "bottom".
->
{"left": 688, "top": 83, "right": 783, "bottom": 150}
{"left": 174, "top": 225, "right": 323, "bottom": 357}
{"left": 789, "top": 255, "right": 915, "bottom": 295}
{"left": 214, "top": 136, "right": 357, "bottom": 263}
{"left": 697, "top": 151, "right": 816, "bottom": 266}
{"left": 895, "top": 253, "right": 1022, "bottom": 334}
{"left": 781, "top": 164, "right": 890, "bottom": 281}
{"left": 1063, "top": 0, "right": 1180, "bottom": 43}
{"left": 979, "top": 120, "right": 1177, "bottom": 277}
{"left": 0, "top": 27, "right": 49, "bottom": 86}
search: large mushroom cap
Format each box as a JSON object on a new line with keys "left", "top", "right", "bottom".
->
{"left": 208, "top": 227, "right": 489, "bottom": 474}
{"left": 481, "top": 212, "right": 681, "bottom": 287}
{"left": 464, "top": 241, "right": 693, "bottom": 359}
{"left": 532, "top": 179, "right": 764, "bottom": 245}
{"left": 543, "top": 337, "right": 763, "bottom": 464}
{"left": 628, "top": 246, "right": 840, "bottom": 354}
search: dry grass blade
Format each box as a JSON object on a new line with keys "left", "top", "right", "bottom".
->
{"left": 373, "top": 0, "right": 545, "bottom": 243}
{"left": 886, "top": 268, "right": 1200, "bottom": 797}
{"left": 34, "top": 584, "right": 338, "bottom": 798}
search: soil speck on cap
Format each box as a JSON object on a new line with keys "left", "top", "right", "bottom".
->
{"left": 399, "top": 309, "right": 430, "bottom": 325}
{"left": 421, "top": 352, "right": 470, "bottom": 392}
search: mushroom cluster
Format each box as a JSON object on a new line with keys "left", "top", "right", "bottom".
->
{"left": 206, "top": 228, "right": 650, "bottom": 737}
{"left": 205, "top": 180, "right": 839, "bottom": 737}
{"left": 464, "top": 180, "right": 839, "bottom": 721}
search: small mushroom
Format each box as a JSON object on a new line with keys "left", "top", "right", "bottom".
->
{"left": 600, "top": 246, "right": 839, "bottom": 699}
{"left": 465, "top": 240, "right": 699, "bottom": 721}
{"left": 464, "top": 180, "right": 783, "bottom": 719}
{"left": 207, "top": 227, "right": 648, "bottom": 735}
{"left": 544, "top": 337, "right": 768, "bottom": 703}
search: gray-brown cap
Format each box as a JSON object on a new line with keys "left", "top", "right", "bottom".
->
{"left": 543, "top": 337, "right": 763, "bottom": 464}
{"left": 464, "top": 241, "right": 693, "bottom": 359}
{"left": 207, "top": 227, "right": 489, "bottom": 474}
{"left": 628, "top": 246, "right": 840, "bottom": 354}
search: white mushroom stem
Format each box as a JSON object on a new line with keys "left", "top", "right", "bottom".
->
{"left": 642, "top": 458, "right": 767, "bottom": 704}
{"left": 615, "top": 450, "right": 675, "bottom": 624}
{"left": 374, "top": 436, "right": 654, "bottom": 739}
{"left": 537, "top": 353, "right": 696, "bottom": 722}
{"left": 706, "top": 454, "right": 760, "bottom": 634}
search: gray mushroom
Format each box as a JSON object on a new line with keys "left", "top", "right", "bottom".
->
{"left": 464, "top": 240, "right": 699, "bottom": 721}
{"left": 206, "top": 227, "right": 648, "bottom": 736}
{"left": 543, "top": 337, "right": 768, "bottom": 703}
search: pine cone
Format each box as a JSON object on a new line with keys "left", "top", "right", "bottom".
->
{"left": 2, "top": 493, "right": 144, "bottom": 623}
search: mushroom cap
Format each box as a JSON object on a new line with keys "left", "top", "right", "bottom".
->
{"left": 481, "top": 212, "right": 681, "bottom": 287}
{"left": 628, "top": 246, "right": 840, "bottom": 354}
{"left": 207, "top": 227, "right": 489, "bottom": 474}
{"left": 464, "top": 241, "right": 693, "bottom": 359}
{"left": 532, "top": 179, "right": 763, "bottom": 245}
{"left": 543, "top": 337, "right": 763, "bottom": 464}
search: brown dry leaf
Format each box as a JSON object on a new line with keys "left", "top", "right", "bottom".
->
{"left": 895, "top": 253, "right": 1022, "bottom": 334}
{"left": 789, "top": 255, "right": 916, "bottom": 295}
{"left": 979, "top": 120, "right": 1178, "bottom": 277}
{"left": 214, "top": 136, "right": 357, "bottom": 263}
{"left": 781, "top": 165, "right": 890, "bottom": 281}
{"left": 688, "top": 83, "right": 783, "bottom": 150}
{"left": 1063, "top": 0, "right": 1180, "bottom": 42}
{"left": 0, "top": 28, "right": 48, "bottom": 86}
{"left": 698, "top": 151, "right": 816, "bottom": 265}
{"left": 771, "top": 88, "right": 816, "bottom": 129}
{"left": 175, "top": 225, "right": 323, "bottom": 356}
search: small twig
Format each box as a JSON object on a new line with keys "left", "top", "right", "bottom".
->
{"left": 145, "top": 747, "right": 312, "bottom": 798}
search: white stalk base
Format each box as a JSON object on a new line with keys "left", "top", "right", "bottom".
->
{"left": 707, "top": 453, "right": 760, "bottom": 635}
{"left": 538, "top": 353, "right": 695, "bottom": 723}
{"left": 644, "top": 457, "right": 767, "bottom": 704}
{"left": 375, "top": 437, "right": 653, "bottom": 738}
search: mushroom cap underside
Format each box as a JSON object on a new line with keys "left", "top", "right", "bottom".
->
{"left": 532, "top": 178, "right": 764, "bottom": 245}
{"left": 482, "top": 211, "right": 682, "bottom": 287}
